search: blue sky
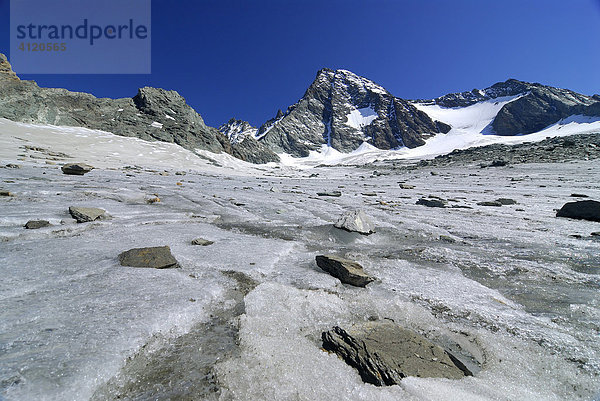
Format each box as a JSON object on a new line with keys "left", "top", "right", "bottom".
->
{"left": 1, "top": 0, "right": 600, "bottom": 127}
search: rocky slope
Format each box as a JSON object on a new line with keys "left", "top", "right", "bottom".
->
{"left": 0, "top": 53, "right": 277, "bottom": 164}
{"left": 218, "top": 118, "right": 280, "bottom": 163}
{"left": 257, "top": 69, "right": 451, "bottom": 157}
{"left": 419, "top": 132, "right": 600, "bottom": 167}
{"left": 417, "top": 79, "right": 600, "bottom": 136}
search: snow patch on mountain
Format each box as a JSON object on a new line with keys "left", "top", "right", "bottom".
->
{"left": 345, "top": 107, "right": 378, "bottom": 129}
{"left": 413, "top": 95, "right": 523, "bottom": 134}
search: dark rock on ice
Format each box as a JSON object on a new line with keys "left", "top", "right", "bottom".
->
{"left": 570, "top": 193, "right": 589, "bottom": 198}
{"left": 416, "top": 198, "right": 446, "bottom": 208}
{"left": 69, "top": 206, "right": 106, "bottom": 223}
{"left": 317, "top": 191, "right": 342, "bottom": 197}
{"left": 24, "top": 220, "right": 50, "bottom": 229}
{"left": 0, "top": 190, "right": 14, "bottom": 197}
{"left": 556, "top": 200, "right": 600, "bottom": 222}
{"left": 399, "top": 183, "right": 415, "bottom": 189}
{"left": 495, "top": 198, "right": 517, "bottom": 205}
{"left": 61, "top": 163, "right": 94, "bottom": 175}
{"left": 315, "top": 254, "right": 375, "bottom": 287}
{"left": 321, "top": 321, "right": 471, "bottom": 386}
{"left": 191, "top": 238, "right": 214, "bottom": 246}
{"left": 334, "top": 210, "right": 375, "bottom": 235}
{"left": 477, "top": 201, "right": 503, "bottom": 207}
{"left": 118, "top": 246, "right": 179, "bottom": 269}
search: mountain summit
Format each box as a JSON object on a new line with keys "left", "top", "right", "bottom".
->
{"left": 256, "top": 68, "right": 450, "bottom": 157}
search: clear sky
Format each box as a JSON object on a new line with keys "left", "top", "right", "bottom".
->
{"left": 1, "top": 0, "right": 599, "bottom": 128}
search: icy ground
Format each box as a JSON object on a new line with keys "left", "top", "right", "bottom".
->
{"left": 0, "top": 120, "right": 599, "bottom": 400}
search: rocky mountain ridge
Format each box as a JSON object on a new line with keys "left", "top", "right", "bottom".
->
{"left": 416, "top": 78, "right": 600, "bottom": 136}
{"left": 0, "top": 53, "right": 278, "bottom": 164}
{"left": 2, "top": 52, "right": 599, "bottom": 164}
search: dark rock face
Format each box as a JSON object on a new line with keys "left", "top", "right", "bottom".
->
{"left": 556, "top": 200, "right": 600, "bottom": 222}
{"left": 322, "top": 321, "right": 471, "bottom": 386}
{"left": 118, "top": 246, "right": 179, "bottom": 269}
{"left": 258, "top": 69, "right": 450, "bottom": 157}
{"left": 24, "top": 220, "right": 50, "bottom": 229}
{"left": 315, "top": 254, "right": 375, "bottom": 287}
{"left": 492, "top": 84, "right": 599, "bottom": 136}
{"left": 61, "top": 163, "right": 94, "bottom": 175}
{"left": 69, "top": 206, "right": 106, "bottom": 223}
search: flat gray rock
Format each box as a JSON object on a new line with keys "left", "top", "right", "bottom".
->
{"left": 118, "top": 246, "right": 179, "bottom": 269}
{"left": 24, "top": 220, "right": 50, "bottom": 229}
{"left": 556, "top": 200, "right": 600, "bottom": 222}
{"left": 62, "top": 163, "right": 94, "bottom": 175}
{"left": 495, "top": 198, "right": 517, "bottom": 205}
{"left": 416, "top": 198, "right": 446, "bottom": 208}
{"left": 477, "top": 201, "right": 503, "bottom": 207}
{"left": 334, "top": 210, "right": 375, "bottom": 235}
{"left": 322, "top": 321, "right": 472, "bottom": 386}
{"left": 69, "top": 206, "right": 106, "bottom": 223}
{"left": 315, "top": 254, "right": 374, "bottom": 287}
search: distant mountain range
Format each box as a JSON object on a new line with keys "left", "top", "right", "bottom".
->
{"left": 1, "top": 53, "right": 598, "bottom": 164}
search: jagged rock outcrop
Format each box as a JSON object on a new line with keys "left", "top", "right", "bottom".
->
{"left": 417, "top": 79, "right": 530, "bottom": 108}
{"left": 0, "top": 54, "right": 19, "bottom": 81}
{"left": 257, "top": 69, "right": 450, "bottom": 157}
{"left": 0, "top": 53, "right": 275, "bottom": 164}
{"left": 218, "top": 118, "right": 280, "bottom": 163}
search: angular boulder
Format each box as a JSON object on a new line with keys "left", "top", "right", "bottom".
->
{"left": 118, "top": 246, "right": 179, "bottom": 269}
{"left": 556, "top": 200, "right": 600, "bottom": 222}
{"left": 24, "top": 220, "right": 50, "bottom": 229}
{"left": 334, "top": 210, "right": 375, "bottom": 235}
{"left": 61, "top": 163, "right": 94, "bottom": 175}
{"left": 69, "top": 206, "right": 106, "bottom": 223}
{"left": 416, "top": 198, "right": 446, "bottom": 208}
{"left": 191, "top": 238, "right": 214, "bottom": 246}
{"left": 322, "top": 321, "right": 472, "bottom": 386}
{"left": 315, "top": 254, "right": 375, "bottom": 287}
